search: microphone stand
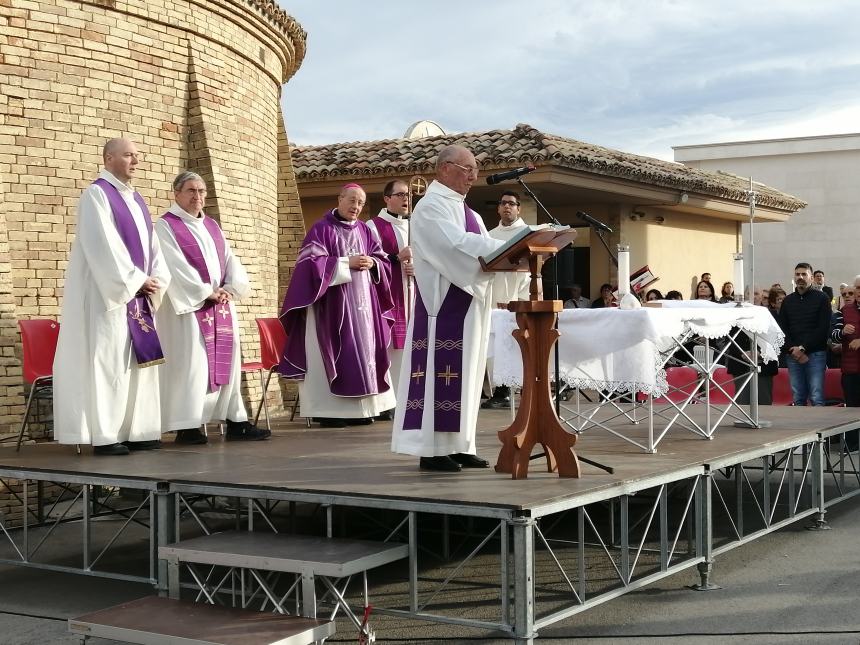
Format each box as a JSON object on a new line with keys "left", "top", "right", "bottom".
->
{"left": 516, "top": 178, "right": 613, "bottom": 474}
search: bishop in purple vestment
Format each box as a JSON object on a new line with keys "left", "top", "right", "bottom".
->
{"left": 279, "top": 184, "right": 396, "bottom": 428}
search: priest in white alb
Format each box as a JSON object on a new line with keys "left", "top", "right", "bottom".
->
{"left": 482, "top": 189, "right": 530, "bottom": 410}
{"left": 367, "top": 179, "right": 414, "bottom": 419}
{"left": 54, "top": 138, "right": 171, "bottom": 456}
{"left": 391, "top": 145, "right": 505, "bottom": 472}
{"left": 155, "top": 171, "right": 270, "bottom": 444}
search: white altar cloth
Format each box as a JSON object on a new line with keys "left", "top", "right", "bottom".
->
{"left": 489, "top": 302, "right": 784, "bottom": 398}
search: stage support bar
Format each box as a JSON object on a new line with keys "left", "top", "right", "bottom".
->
{"left": 512, "top": 516, "right": 536, "bottom": 644}
{"left": 808, "top": 438, "right": 832, "bottom": 530}
{"left": 693, "top": 468, "right": 721, "bottom": 590}
{"left": 156, "top": 482, "right": 176, "bottom": 596}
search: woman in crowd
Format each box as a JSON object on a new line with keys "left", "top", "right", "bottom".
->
{"left": 591, "top": 283, "right": 614, "bottom": 308}
{"left": 664, "top": 290, "right": 683, "bottom": 300}
{"left": 695, "top": 280, "right": 718, "bottom": 302}
{"left": 831, "top": 282, "right": 860, "bottom": 449}
{"left": 644, "top": 288, "right": 663, "bottom": 302}
{"left": 718, "top": 281, "right": 734, "bottom": 303}
{"left": 767, "top": 287, "right": 787, "bottom": 367}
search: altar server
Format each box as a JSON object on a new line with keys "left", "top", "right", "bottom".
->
{"left": 482, "top": 190, "right": 530, "bottom": 410}
{"left": 54, "top": 138, "right": 170, "bottom": 455}
{"left": 279, "top": 183, "right": 395, "bottom": 428}
{"left": 391, "top": 145, "right": 504, "bottom": 472}
{"left": 155, "top": 171, "right": 270, "bottom": 444}
{"left": 367, "top": 179, "right": 414, "bottom": 416}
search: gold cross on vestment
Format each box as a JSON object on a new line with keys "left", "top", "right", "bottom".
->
{"left": 437, "top": 365, "right": 459, "bottom": 386}
{"left": 218, "top": 305, "right": 229, "bottom": 319}
{"left": 202, "top": 312, "right": 214, "bottom": 326}
{"left": 411, "top": 365, "right": 425, "bottom": 384}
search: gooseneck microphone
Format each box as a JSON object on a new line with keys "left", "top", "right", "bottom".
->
{"left": 577, "top": 211, "right": 613, "bottom": 234}
{"left": 485, "top": 166, "right": 536, "bottom": 185}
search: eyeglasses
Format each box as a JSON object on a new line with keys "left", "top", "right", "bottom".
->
{"left": 845, "top": 290, "right": 856, "bottom": 296}
{"left": 386, "top": 192, "right": 409, "bottom": 199}
{"left": 182, "top": 188, "right": 207, "bottom": 195}
{"left": 499, "top": 200, "right": 520, "bottom": 207}
{"left": 446, "top": 161, "right": 478, "bottom": 175}
{"left": 121, "top": 152, "right": 143, "bottom": 161}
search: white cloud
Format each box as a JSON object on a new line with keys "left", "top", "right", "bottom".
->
{"left": 278, "top": 0, "right": 860, "bottom": 158}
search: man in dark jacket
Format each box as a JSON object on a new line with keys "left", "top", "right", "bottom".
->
{"left": 779, "top": 263, "right": 832, "bottom": 406}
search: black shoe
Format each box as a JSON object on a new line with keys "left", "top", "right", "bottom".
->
{"left": 175, "top": 428, "right": 208, "bottom": 445}
{"left": 450, "top": 453, "right": 490, "bottom": 468}
{"left": 481, "top": 396, "right": 511, "bottom": 410}
{"left": 419, "top": 456, "right": 462, "bottom": 472}
{"left": 122, "top": 440, "right": 162, "bottom": 451}
{"left": 315, "top": 417, "right": 347, "bottom": 428}
{"left": 375, "top": 409, "right": 394, "bottom": 421}
{"left": 94, "top": 443, "right": 130, "bottom": 456}
{"left": 225, "top": 420, "right": 271, "bottom": 441}
{"left": 347, "top": 417, "right": 374, "bottom": 426}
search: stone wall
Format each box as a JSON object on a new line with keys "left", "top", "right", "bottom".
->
{"left": 0, "top": 0, "right": 306, "bottom": 519}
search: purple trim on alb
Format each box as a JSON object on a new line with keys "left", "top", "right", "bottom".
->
{"left": 402, "top": 286, "right": 429, "bottom": 430}
{"left": 161, "top": 212, "right": 233, "bottom": 391}
{"left": 93, "top": 178, "right": 164, "bottom": 366}
{"left": 372, "top": 217, "right": 407, "bottom": 349}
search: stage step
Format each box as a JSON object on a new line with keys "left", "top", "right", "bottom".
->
{"left": 159, "top": 531, "right": 409, "bottom": 579}
{"left": 159, "top": 530, "right": 409, "bottom": 638}
{"left": 68, "top": 595, "right": 335, "bottom": 644}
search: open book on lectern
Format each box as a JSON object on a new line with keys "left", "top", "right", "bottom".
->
{"left": 479, "top": 224, "right": 575, "bottom": 272}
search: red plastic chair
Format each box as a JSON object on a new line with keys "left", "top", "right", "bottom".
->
{"left": 707, "top": 367, "right": 736, "bottom": 404}
{"left": 654, "top": 366, "right": 700, "bottom": 404}
{"left": 249, "top": 318, "right": 294, "bottom": 428}
{"left": 824, "top": 368, "right": 845, "bottom": 406}
{"left": 16, "top": 319, "right": 60, "bottom": 451}
{"left": 772, "top": 368, "right": 793, "bottom": 405}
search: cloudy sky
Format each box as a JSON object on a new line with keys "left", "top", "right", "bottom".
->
{"left": 278, "top": 0, "right": 860, "bottom": 160}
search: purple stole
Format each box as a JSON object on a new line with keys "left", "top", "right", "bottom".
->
{"left": 161, "top": 212, "right": 233, "bottom": 392}
{"left": 93, "top": 178, "right": 164, "bottom": 367}
{"left": 371, "top": 216, "right": 407, "bottom": 349}
{"left": 403, "top": 203, "right": 480, "bottom": 432}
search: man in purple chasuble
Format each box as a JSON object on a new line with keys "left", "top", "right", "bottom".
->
{"left": 155, "top": 171, "right": 270, "bottom": 445}
{"left": 279, "top": 184, "right": 396, "bottom": 428}
{"left": 367, "top": 179, "right": 415, "bottom": 421}
{"left": 390, "top": 145, "right": 505, "bottom": 472}
{"left": 54, "top": 138, "right": 171, "bottom": 456}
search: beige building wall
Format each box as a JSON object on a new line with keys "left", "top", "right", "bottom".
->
{"left": 0, "top": 0, "right": 305, "bottom": 520}
{"left": 674, "top": 134, "right": 859, "bottom": 291}
{"left": 622, "top": 211, "right": 738, "bottom": 298}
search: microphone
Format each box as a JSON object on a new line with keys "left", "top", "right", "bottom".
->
{"left": 577, "top": 211, "right": 613, "bottom": 234}
{"left": 485, "top": 165, "right": 535, "bottom": 185}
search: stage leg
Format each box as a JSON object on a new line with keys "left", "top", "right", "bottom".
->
{"left": 409, "top": 511, "right": 418, "bottom": 612}
{"left": 512, "top": 517, "right": 536, "bottom": 643}
{"left": 155, "top": 482, "right": 176, "bottom": 597}
{"left": 807, "top": 438, "right": 832, "bottom": 531}
{"left": 693, "top": 469, "right": 720, "bottom": 590}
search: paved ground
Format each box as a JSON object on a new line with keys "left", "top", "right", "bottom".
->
{"left": 0, "top": 492, "right": 857, "bottom": 644}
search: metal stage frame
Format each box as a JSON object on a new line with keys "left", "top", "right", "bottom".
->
{"left": 0, "top": 411, "right": 858, "bottom": 644}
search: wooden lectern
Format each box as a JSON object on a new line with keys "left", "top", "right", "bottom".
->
{"left": 480, "top": 227, "right": 580, "bottom": 479}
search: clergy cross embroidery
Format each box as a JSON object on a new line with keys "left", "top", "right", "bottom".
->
{"left": 437, "top": 365, "right": 459, "bottom": 386}
{"left": 411, "top": 364, "right": 425, "bottom": 384}
{"left": 202, "top": 312, "right": 214, "bottom": 326}
{"left": 218, "top": 305, "right": 229, "bottom": 319}
{"left": 129, "top": 301, "right": 153, "bottom": 333}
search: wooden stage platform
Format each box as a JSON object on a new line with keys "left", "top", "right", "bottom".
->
{"left": 1, "top": 406, "right": 857, "bottom": 515}
{"left": 1, "top": 406, "right": 859, "bottom": 643}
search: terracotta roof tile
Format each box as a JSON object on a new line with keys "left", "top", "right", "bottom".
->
{"left": 290, "top": 124, "right": 806, "bottom": 212}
